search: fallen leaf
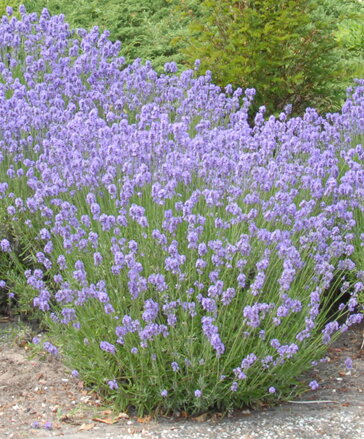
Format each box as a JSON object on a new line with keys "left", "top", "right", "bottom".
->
{"left": 100, "top": 409, "right": 113, "bottom": 416}
{"left": 128, "top": 428, "right": 142, "bottom": 434}
{"left": 116, "top": 412, "right": 129, "bottom": 420}
{"left": 210, "top": 412, "right": 223, "bottom": 422}
{"left": 79, "top": 423, "right": 95, "bottom": 431}
{"left": 136, "top": 415, "right": 152, "bottom": 423}
{"left": 60, "top": 415, "right": 74, "bottom": 423}
{"left": 192, "top": 413, "right": 208, "bottom": 422}
{"left": 92, "top": 417, "right": 115, "bottom": 424}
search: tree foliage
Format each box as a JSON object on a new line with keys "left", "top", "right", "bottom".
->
{"left": 179, "top": 0, "right": 343, "bottom": 114}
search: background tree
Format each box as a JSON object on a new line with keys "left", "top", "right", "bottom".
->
{"left": 179, "top": 0, "right": 341, "bottom": 114}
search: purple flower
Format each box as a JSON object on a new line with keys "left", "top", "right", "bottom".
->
{"left": 344, "top": 357, "right": 353, "bottom": 369}
{"left": 268, "top": 387, "right": 276, "bottom": 394}
{"left": 194, "top": 389, "right": 202, "bottom": 398}
{"left": 160, "top": 389, "right": 168, "bottom": 397}
{"left": 100, "top": 341, "right": 116, "bottom": 354}
{"left": 241, "top": 353, "right": 257, "bottom": 369}
{"left": 309, "top": 380, "right": 319, "bottom": 390}
{"left": 142, "top": 299, "right": 159, "bottom": 322}
{"left": 201, "top": 316, "right": 225, "bottom": 356}
{"left": 31, "top": 421, "right": 40, "bottom": 429}
{"left": 43, "top": 342, "right": 58, "bottom": 356}
{"left": 231, "top": 382, "right": 238, "bottom": 392}
{"left": 104, "top": 303, "right": 115, "bottom": 314}
{"left": 171, "top": 361, "right": 180, "bottom": 372}
{"left": 71, "top": 370, "right": 79, "bottom": 378}
{"left": 43, "top": 421, "right": 52, "bottom": 430}
{"left": 0, "top": 239, "right": 11, "bottom": 252}
{"left": 108, "top": 379, "right": 118, "bottom": 390}
{"left": 93, "top": 252, "right": 103, "bottom": 266}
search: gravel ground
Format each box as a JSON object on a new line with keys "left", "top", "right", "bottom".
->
{"left": 1, "top": 319, "right": 363, "bottom": 439}
{"left": 38, "top": 407, "right": 364, "bottom": 439}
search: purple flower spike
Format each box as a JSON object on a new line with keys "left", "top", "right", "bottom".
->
{"left": 43, "top": 421, "right": 52, "bottom": 430}
{"left": 100, "top": 341, "right": 116, "bottom": 354}
{"left": 108, "top": 379, "right": 118, "bottom": 390}
{"left": 43, "top": 342, "right": 58, "bottom": 356}
{"left": 171, "top": 361, "right": 180, "bottom": 372}
{"left": 344, "top": 357, "right": 353, "bottom": 370}
{"left": 309, "top": 380, "right": 319, "bottom": 390}
{"left": 31, "top": 421, "right": 40, "bottom": 429}
{"left": 0, "top": 239, "right": 11, "bottom": 252}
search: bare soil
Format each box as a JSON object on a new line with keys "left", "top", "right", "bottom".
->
{"left": 0, "top": 317, "right": 363, "bottom": 439}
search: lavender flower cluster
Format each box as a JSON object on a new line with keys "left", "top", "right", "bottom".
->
{"left": 0, "top": 6, "right": 363, "bottom": 413}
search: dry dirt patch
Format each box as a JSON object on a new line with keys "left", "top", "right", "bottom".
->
{"left": 1, "top": 319, "right": 364, "bottom": 439}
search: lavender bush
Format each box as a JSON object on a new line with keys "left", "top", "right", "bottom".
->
{"left": 0, "top": 6, "right": 363, "bottom": 415}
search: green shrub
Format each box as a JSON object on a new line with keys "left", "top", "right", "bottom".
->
{"left": 179, "top": 0, "right": 343, "bottom": 115}
{"left": 0, "top": 9, "right": 363, "bottom": 416}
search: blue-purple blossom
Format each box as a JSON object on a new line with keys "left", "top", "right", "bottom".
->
{"left": 344, "top": 357, "right": 353, "bottom": 369}
{"left": 100, "top": 341, "right": 116, "bottom": 354}
{"left": 142, "top": 299, "right": 159, "bottom": 322}
{"left": 108, "top": 380, "right": 118, "bottom": 390}
{"left": 194, "top": 389, "right": 202, "bottom": 398}
{"left": 43, "top": 421, "right": 52, "bottom": 431}
{"left": 43, "top": 342, "right": 58, "bottom": 356}
{"left": 171, "top": 361, "right": 180, "bottom": 372}
{"left": 201, "top": 316, "right": 225, "bottom": 356}
{"left": 231, "top": 382, "right": 238, "bottom": 392}
{"left": 309, "top": 380, "right": 319, "bottom": 390}
{"left": 0, "top": 239, "right": 11, "bottom": 252}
